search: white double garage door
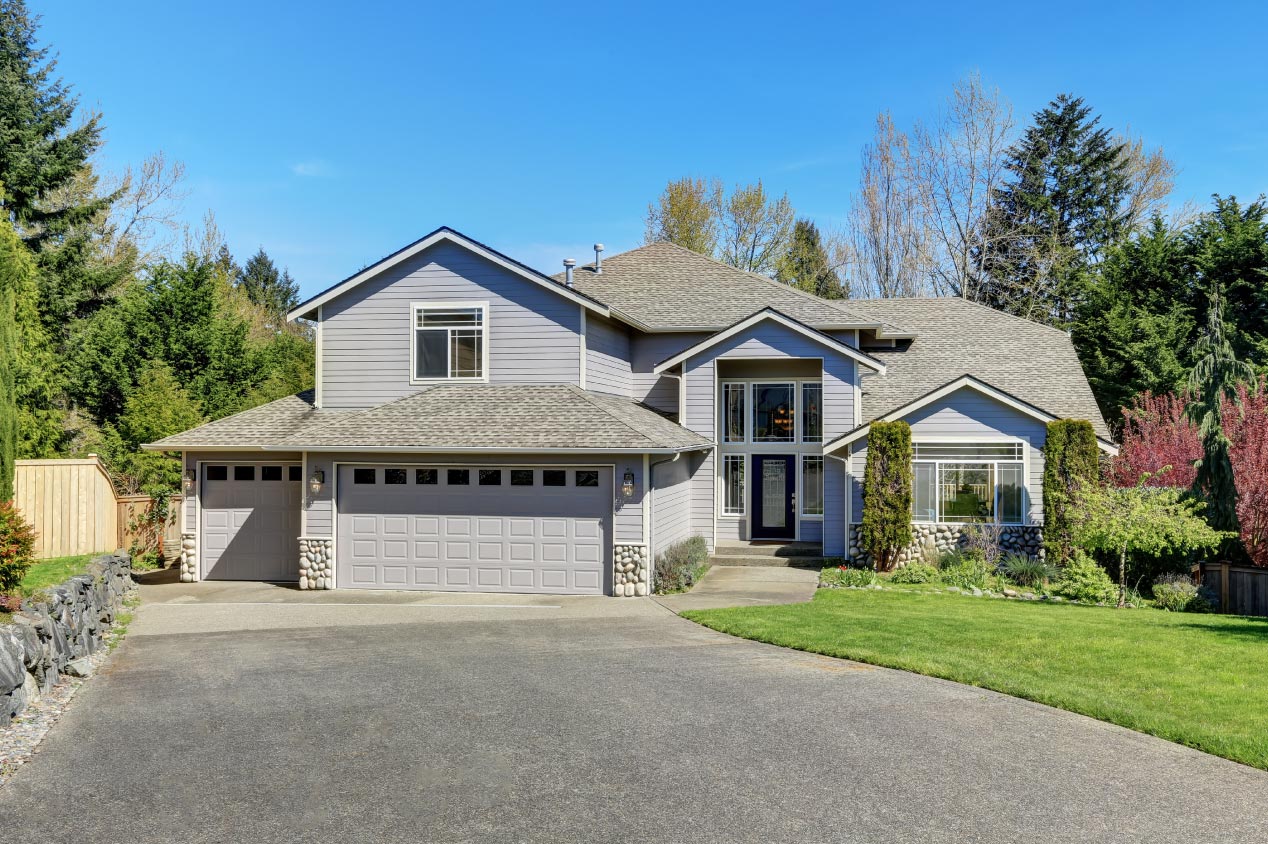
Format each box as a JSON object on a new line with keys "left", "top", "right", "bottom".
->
{"left": 336, "top": 464, "right": 613, "bottom": 595}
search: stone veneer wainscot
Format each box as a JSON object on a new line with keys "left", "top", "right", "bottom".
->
{"left": 613, "top": 544, "right": 649, "bottom": 597}
{"left": 848, "top": 523, "right": 1044, "bottom": 568}
{"left": 299, "top": 537, "right": 335, "bottom": 589}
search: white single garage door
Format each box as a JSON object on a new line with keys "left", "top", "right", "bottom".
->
{"left": 201, "top": 463, "right": 302, "bottom": 581}
{"left": 336, "top": 465, "right": 611, "bottom": 594}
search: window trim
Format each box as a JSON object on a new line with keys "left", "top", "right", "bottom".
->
{"left": 409, "top": 300, "right": 490, "bottom": 384}
{"left": 800, "top": 455, "right": 824, "bottom": 519}
{"left": 721, "top": 454, "right": 746, "bottom": 518}
{"left": 910, "top": 437, "right": 1029, "bottom": 526}
{"left": 722, "top": 382, "right": 747, "bottom": 444}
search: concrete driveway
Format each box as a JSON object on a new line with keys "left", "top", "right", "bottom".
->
{"left": 2, "top": 577, "right": 1266, "bottom": 843}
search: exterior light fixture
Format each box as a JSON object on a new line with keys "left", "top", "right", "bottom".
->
{"left": 622, "top": 469, "right": 636, "bottom": 499}
{"left": 182, "top": 469, "right": 195, "bottom": 493}
{"left": 309, "top": 469, "right": 325, "bottom": 495}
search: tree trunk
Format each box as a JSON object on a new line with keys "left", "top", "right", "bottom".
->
{"left": 1117, "top": 545, "right": 1127, "bottom": 608}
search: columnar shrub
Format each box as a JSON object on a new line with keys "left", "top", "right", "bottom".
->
{"left": 0, "top": 500, "right": 37, "bottom": 593}
{"left": 1043, "top": 419, "right": 1100, "bottom": 565}
{"left": 860, "top": 421, "right": 913, "bottom": 571}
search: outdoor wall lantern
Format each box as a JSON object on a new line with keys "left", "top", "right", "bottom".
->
{"left": 622, "top": 469, "right": 636, "bottom": 499}
{"left": 309, "top": 469, "right": 325, "bottom": 496}
{"left": 182, "top": 469, "right": 195, "bottom": 493}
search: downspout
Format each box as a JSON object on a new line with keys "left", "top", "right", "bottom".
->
{"left": 646, "top": 451, "right": 683, "bottom": 593}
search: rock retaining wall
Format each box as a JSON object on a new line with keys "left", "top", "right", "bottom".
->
{"left": 298, "top": 537, "right": 335, "bottom": 590}
{"left": 0, "top": 552, "right": 135, "bottom": 727}
{"left": 178, "top": 533, "right": 197, "bottom": 582}
{"left": 613, "top": 544, "right": 649, "bottom": 597}
{"left": 848, "top": 524, "right": 1044, "bottom": 568}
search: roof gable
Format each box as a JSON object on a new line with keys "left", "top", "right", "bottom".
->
{"left": 652, "top": 308, "right": 886, "bottom": 374}
{"left": 287, "top": 226, "right": 609, "bottom": 322}
{"left": 822, "top": 375, "right": 1118, "bottom": 455}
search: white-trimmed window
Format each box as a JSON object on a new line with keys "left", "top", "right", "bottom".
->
{"left": 412, "top": 303, "right": 487, "bottom": 381}
{"left": 752, "top": 382, "right": 795, "bottom": 442}
{"left": 801, "top": 455, "right": 823, "bottom": 516}
{"left": 722, "top": 455, "right": 746, "bottom": 516}
{"left": 723, "top": 383, "right": 747, "bottom": 443}
{"left": 912, "top": 442, "right": 1026, "bottom": 524}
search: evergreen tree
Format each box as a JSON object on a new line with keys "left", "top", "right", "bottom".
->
{"left": 1186, "top": 285, "right": 1256, "bottom": 547}
{"left": 776, "top": 219, "right": 844, "bottom": 298}
{"left": 0, "top": 0, "right": 106, "bottom": 238}
{"left": 975, "top": 94, "right": 1129, "bottom": 325}
{"left": 118, "top": 361, "right": 205, "bottom": 491}
{"left": 236, "top": 247, "right": 299, "bottom": 318}
{"left": 1184, "top": 196, "right": 1268, "bottom": 369}
{"left": 0, "top": 217, "right": 23, "bottom": 500}
{"left": 1072, "top": 218, "right": 1196, "bottom": 425}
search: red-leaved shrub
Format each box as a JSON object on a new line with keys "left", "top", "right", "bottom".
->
{"left": 1112, "top": 381, "right": 1268, "bottom": 566}
{"left": 0, "top": 500, "right": 37, "bottom": 593}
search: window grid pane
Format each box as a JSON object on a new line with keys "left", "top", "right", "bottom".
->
{"left": 414, "top": 306, "right": 485, "bottom": 380}
{"left": 752, "top": 384, "right": 795, "bottom": 442}
{"left": 802, "top": 384, "right": 822, "bottom": 443}
{"left": 802, "top": 456, "right": 823, "bottom": 516}
{"left": 913, "top": 442, "right": 1023, "bottom": 461}
{"left": 938, "top": 463, "right": 995, "bottom": 523}
{"left": 913, "top": 462, "right": 936, "bottom": 522}
{"left": 723, "top": 384, "right": 746, "bottom": 443}
{"left": 723, "top": 455, "right": 745, "bottom": 516}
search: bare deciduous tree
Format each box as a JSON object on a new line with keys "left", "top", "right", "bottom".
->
{"left": 1116, "top": 131, "right": 1177, "bottom": 232}
{"left": 907, "top": 72, "right": 1017, "bottom": 300}
{"left": 716, "top": 179, "right": 794, "bottom": 274}
{"left": 846, "top": 112, "right": 929, "bottom": 298}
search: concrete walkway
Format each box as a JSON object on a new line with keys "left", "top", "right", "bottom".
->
{"left": 654, "top": 564, "right": 819, "bottom": 612}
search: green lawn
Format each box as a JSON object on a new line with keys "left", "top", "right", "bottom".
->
{"left": 18, "top": 553, "right": 99, "bottom": 594}
{"left": 684, "top": 588, "right": 1268, "bottom": 770}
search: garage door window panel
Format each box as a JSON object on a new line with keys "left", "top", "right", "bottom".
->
{"left": 354, "top": 468, "right": 375, "bottom": 484}
{"left": 261, "top": 466, "right": 283, "bottom": 481}
{"left": 385, "top": 468, "right": 407, "bottom": 485}
{"left": 543, "top": 470, "right": 566, "bottom": 487}
{"left": 448, "top": 469, "right": 470, "bottom": 485}
{"left": 206, "top": 466, "right": 227, "bottom": 481}
{"left": 234, "top": 466, "right": 255, "bottom": 481}
{"left": 479, "top": 469, "right": 502, "bottom": 486}
{"left": 417, "top": 468, "right": 437, "bottom": 485}
{"left": 511, "top": 469, "right": 534, "bottom": 486}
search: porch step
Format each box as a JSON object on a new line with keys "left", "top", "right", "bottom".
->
{"left": 713, "top": 541, "right": 825, "bottom": 558}
{"left": 708, "top": 554, "right": 828, "bottom": 568}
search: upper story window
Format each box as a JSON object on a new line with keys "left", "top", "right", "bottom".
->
{"left": 412, "top": 302, "right": 487, "bottom": 382}
{"left": 752, "top": 383, "right": 795, "bottom": 442}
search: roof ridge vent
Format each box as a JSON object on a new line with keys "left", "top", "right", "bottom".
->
{"left": 563, "top": 258, "right": 576, "bottom": 288}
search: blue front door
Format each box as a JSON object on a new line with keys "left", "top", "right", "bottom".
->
{"left": 751, "top": 454, "right": 795, "bottom": 539}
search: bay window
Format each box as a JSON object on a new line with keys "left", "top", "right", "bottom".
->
{"left": 911, "top": 442, "right": 1026, "bottom": 524}
{"left": 412, "top": 303, "right": 487, "bottom": 381}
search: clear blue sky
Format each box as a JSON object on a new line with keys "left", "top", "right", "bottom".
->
{"left": 37, "top": 0, "right": 1268, "bottom": 298}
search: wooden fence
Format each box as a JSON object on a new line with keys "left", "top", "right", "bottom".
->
{"left": 1193, "top": 561, "right": 1268, "bottom": 618}
{"left": 13, "top": 457, "right": 183, "bottom": 560}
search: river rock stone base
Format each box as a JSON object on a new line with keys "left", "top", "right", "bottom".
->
{"left": 848, "top": 523, "right": 1044, "bottom": 568}
{"left": 299, "top": 537, "right": 335, "bottom": 590}
{"left": 178, "top": 534, "right": 198, "bottom": 582}
{"left": 0, "top": 552, "right": 135, "bottom": 730}
{"left": 613, "top": 544, "right": 649, "bottom": 597}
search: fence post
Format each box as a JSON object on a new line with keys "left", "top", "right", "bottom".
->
{"left": 1219, "top": 562, "right": 1230, "bottom": 613}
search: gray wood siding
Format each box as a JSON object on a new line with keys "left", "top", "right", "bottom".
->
{"left": 320, "top": 241, "right": 582, "bottom": 408}
{"left": 822, "top": 457, "right": 845, "bottom": 555}
{"left": 681, "top": 321, "right": 860, "bottom": 551}
{"left": 847, "top": 389, "right": 1047, "bottom": 524}
{"left": 630, "top": 332, "right": 709, "bottom": 415}
{"left": 651, "top": 453, "right": 694, "bottom": 557}
{"left": 303, "top": 451, "right": 646, "bottom": 545}
{"left": 584, "top": 313, "right": 632, "bottom": 397}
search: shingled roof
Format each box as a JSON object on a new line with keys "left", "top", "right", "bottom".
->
{"left": 556, "top": 241, "right": 911, "bottom": 334}
{"left": 144, "top": 386, "right": 712, "bottom": 453}
{"left": 142, "top": 390, "right": 344, "bottom": 449}
{"left": 279, "top": 385, "right": 709, "bottom": 451}
{"left": 842, "top": 298, "right": 1112, "bottom": 440}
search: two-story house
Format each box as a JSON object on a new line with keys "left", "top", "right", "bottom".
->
{"left": 146, "top": 227, "right": 1116, "bottom": 595}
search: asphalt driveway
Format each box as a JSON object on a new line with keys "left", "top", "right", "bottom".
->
{"left": 2, "top": 578, "right": 1267, "bottom": 843}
